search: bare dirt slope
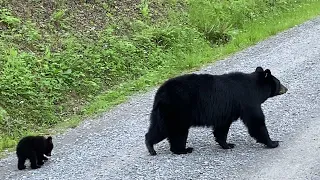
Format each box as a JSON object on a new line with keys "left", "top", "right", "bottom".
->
{"left": 0, "top": 16, "right": 320, "bottom": 180}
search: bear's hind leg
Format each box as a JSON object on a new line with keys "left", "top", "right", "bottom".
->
{"left": 168, "top": 129, "right": 193, "bottom": 155}
{"left": 17, "top": 156, "right": 27, "bottom": 170}
{"left": 145, "top": 131, "right": 167, "bottom": 156}
{"left": 213, "top": 122, "right": 235, "bottom": 149}
{"left": 145, "top": 120, "right": 168, "bottom": 156}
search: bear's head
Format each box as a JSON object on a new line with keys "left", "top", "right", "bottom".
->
{"left": 44, "top": 136, "right": 54, "bottom": 156}
{"left": 255, "top": 67, "right": 288, "bottom": 97}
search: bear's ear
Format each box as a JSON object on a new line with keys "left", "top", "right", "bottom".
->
{"left": 255, "top": 67, "right": 264, "bottom": 72}
{"left": 264, "top": 69, "right": 271, "bottom": 78}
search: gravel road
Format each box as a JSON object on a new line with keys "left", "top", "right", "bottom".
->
{"left": 1, "top": 17, "right": 320, "bottom": 180}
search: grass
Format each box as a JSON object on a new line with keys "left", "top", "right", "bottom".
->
{"left": 0, "top": 0, "right": 320, "bottom": 156}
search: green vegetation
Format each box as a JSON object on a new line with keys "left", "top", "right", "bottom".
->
{"left": 0, "top": 0, "right": 320, "bottom": 155}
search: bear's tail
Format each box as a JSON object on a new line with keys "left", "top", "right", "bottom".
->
{"left": 145, "top": 100, "right": 168, "bottom": 155}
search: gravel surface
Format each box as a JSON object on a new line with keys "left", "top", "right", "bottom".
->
{"left": 1, "top": 17, "right": 320, "bottom": 180}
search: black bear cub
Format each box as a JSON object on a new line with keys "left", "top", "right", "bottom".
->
{"left": 145, "top": 67, "right": 288, "bottom": 155}
{"left": 16, "top": 136, "right": 54, "bottom": 170}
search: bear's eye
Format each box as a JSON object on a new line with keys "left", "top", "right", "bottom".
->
{"left": 269, "top": 78, "right": 280, "bottom": 97}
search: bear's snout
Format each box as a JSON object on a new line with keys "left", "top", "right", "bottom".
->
{"left": 279, "top": 84, "right": 288, "bottom": 95}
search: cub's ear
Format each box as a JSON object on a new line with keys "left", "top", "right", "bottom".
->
{"left": 47, "top": 136, "right": 52, "bottom": 143}
{"left": 264, "top": 69, "right": 271, "bottom": 78}
{"left": 255, "top": 67, "right": 264, "bottom": 72}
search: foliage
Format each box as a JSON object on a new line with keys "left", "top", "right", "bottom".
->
{"left": 0, "top": 0, "right": 319, "bottom": 152}
{"left": 187, "top": 0, "right": 300, "bottom": 45}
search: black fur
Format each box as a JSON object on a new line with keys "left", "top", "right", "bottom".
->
{"left": 145, "top": 67, "right": 288, "bottom": 155}
{"left": 16, "top": 136, "right": 54, "bottom": 170}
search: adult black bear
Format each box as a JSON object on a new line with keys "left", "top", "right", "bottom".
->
{"left": 16, "top": 136, "right": 54, "bottom": 170}
{"left": 145, "top": 67, "right": 288, "bottom": 155}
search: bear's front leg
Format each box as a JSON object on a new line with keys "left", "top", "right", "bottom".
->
{"left": 254, "top": 125, "right": 279, "bottom": 148}
{"left": 242, "top": 107, "right": 279, "bottom": 148}
{"left": 36, "top": 153, "right": 44, "bottom": 165}
{"left": 30, "top": 152, "right": 41, "bottom": 169}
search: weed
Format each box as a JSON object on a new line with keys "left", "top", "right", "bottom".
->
{"left": 0, "top": 8, "right": 21, "bottom": 27}
{"left": 51, "top": 9, "right": 67, "bottom": 28}
{"left": 140, "top": 0, "right": 150, "bottom": 19}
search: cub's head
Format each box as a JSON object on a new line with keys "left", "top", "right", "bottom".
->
{"left": 255, "top": 67, "right": 288, "bottom": 97}
{"left": 45, "top": 136, "right": 54, "bottom": 156}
